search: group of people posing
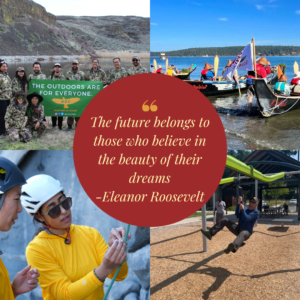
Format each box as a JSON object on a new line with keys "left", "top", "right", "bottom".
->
{"left": 0, "top": 56, "right": 148, "bottom": 142}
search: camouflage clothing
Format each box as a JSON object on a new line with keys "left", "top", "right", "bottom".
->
{"left": 0, "top": 71, "right": 12, "bottom": 101}
{"left": 48, "top": 74, "right": 66, "bottom": 80}
{"left": 107, "top": 67, "right": 128, "bottom": 84}
{"left": 65, "top": 70, "right": 86, "bottom": 81}
{"left": 127, "top": 65, "right": 148, "bottom": 76}
{"left": 28, "top": 72, "right": 47, "bottom": 81}
{"left": 11, "top": 77, "right": 29, "bottom": 97}
{"left": 26, "top": 104, "right": 46, "bottom": 137}
{"left": 85, "top": 67, "right": 107, "bottom": 82}
{"left": 5, "top": 99, "right": 32, "bottom": 142}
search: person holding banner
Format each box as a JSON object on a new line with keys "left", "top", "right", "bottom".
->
{"left": 65, "top": 60, "right": 85, "bottom": 131}
{"left": 11, "top": 67, "right": 29, "bottom": 98}
{"left": 0, "top": 156, "right": 40, "bottom": 299}
{"left": 49, "top": 63, "right": 65, "bottom": 131}
{"left": 5, "top": 91, "right": 32, "bottom": 143}
{"left": 0, "top": 59, "right": 12, "bottom": 139}
{"left": 21, "top": 174, "right": 129, "bottom": 300}
{"left": 26, "top": 92, "right": 47, "bottom": 139}
{"left": 28, "top": 62, "right": 47, "bottom": 81}
{"left": 86, "top": 59, "right": 107, "bottom": 85}
{"left": 127, "top": 56, "right": 148, "bottom": 75}
{"left": 246, "top": 57, "right": 268, "bottom": 104}
{"left": 201, "top": 63, "right": 215, "bottom": 80}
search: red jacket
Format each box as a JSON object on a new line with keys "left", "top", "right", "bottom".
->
{"left": 291, "top": 78, "right": 300, "bottom": 85}
{"left": 248, "top": 63, "right": 267, "bottom": 79}
{"left": 265, "top": 66, "right": 271, "bottom": 75}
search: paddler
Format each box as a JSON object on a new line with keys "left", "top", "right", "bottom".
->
{"left": 201, "top": 63, "right": 215, "bottom": 80}
{"left": 274, "top": 74, "right": 290, "bottom": 96}
{"left": 290, "top": 72, "right": 300, "bottom": 86}
{"left": 246, "top": 57, "right": 268, "bottom": 104}
{"left": 222, "top": 59, "right": 232, "bottom": 75}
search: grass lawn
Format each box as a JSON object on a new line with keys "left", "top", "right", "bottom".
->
{"left": 1, "top": 117, "right": 74, "bottom": 150}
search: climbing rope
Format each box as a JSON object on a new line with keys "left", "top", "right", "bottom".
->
{"left": 103, "top": 224, "right": 131, "bottom": 300}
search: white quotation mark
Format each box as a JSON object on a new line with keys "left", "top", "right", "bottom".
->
{"left": 82, "top": 280, "right": 87, "bottom": 285}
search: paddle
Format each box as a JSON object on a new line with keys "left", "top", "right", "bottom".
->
{"left": 214, "top": 55, "right": 219, "bottom": 79}
{"left": 153, "top": 59, "right": 157, "bottom": 71}
{"left": 294, "top": 61, "right": 299, "bottom": 75}
{"left": 166, "top": 58, "right": 168, "bottom": 74}
{"left": 277, "top": 65, "right": 283, "bottom": 80}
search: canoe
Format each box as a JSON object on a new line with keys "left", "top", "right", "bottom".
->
{"left": 175, "top": 66, "right": 197, "bottom": 80}
{"left": 184, "top": 73, "right": 276, "bottom": 97}
{"left": 253, "top": 78, "right": 300, "bottom": 117}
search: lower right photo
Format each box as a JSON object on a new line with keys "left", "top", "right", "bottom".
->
{"left": 151, "top": 150, "right": 300, "bottom": 300}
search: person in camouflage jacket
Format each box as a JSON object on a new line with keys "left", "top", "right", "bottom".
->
{"left": 0, "top": 59, "right": 12, "bottom": 137}
{"left": 26, "top": 92, "right": 47, "bottom": 138}
{"left": 127, "top": 56, "right": 148, "bottom": 75}
{"left": 49, "top": 63, "right": 65, "bottom": 130}
{"left": 65, "top": 60, "right": 85, "bottom": 130}
{"left": 5, "top": 91, "right": 32, "bottom": 143}
{"left": 86, "top": 59, "right": 107, "bottom": 84}
{"left": 107, "top": 57, "right": 128, "bottom": 85}
{"left": 28, "top": 62, "right": 47, "bottom": 81}
{"left": 65, "top": 60, "right": 86, "bottom": 81}
{"left": 11, "top": 67, "right": 29, "bottom": 98}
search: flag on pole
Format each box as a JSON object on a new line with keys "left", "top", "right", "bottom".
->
{"left": 223, "top": 42, "right": 254, "bottom": 80}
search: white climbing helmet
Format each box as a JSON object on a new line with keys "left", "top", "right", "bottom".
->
{"left": 21, "top": 175, "right": 64, "bottom": 216}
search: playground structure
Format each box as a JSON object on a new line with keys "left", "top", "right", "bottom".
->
{"left": 151, "top": 151, "right": 300, "bottom": 299}
{"left": 202, "top": 152, "right": 300, "bottom": 252}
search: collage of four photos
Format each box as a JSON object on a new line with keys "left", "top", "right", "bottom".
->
{"left": 1, "top": 0, "right": 300, "bottom": 299}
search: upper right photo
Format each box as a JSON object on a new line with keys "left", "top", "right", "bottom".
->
{"left": 150, "top": 0, "right": 300, "bottom": 150}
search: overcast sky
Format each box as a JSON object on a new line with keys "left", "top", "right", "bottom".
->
{"left": 33, "top": 0, "right": 150, "bottom": 17}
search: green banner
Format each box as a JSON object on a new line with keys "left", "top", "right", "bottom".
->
{"left": 29, "top": 79, "right": 103, "bottom": 117}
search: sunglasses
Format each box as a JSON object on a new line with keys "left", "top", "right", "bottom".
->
{"left": 132, "top": 59, "right": 139, "bottom": 62}
{"left": 40, "top": 197, "right": 72, "bottom": 219}
{"left": 18, "top": 71, "right": 25, "bottom": 72}
{"left": 249, "top": 200, "right": 257, "bottom": 204}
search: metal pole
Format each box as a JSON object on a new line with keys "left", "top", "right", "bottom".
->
{"left": 202, "top": 204, "right": 207, "bottom": 252}
{"left": 255, "top": 179, "right": 258, "bottom": 227}
{"left": 213, "top": 192, "right": 216, "bottom": 225}
{"left": 298, "top": 178, "right": 300, "bottom": 221}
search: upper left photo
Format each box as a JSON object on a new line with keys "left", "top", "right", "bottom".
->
{"left": 0, "top": 0, "right": 150, "bottom": 150}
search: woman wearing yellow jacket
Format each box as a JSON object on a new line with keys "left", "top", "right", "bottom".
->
{"left": 0, "top": 156, "right": 40, "bottom": 299}
{"left": 21, "top": 174, "right": 129, "bottom": 300}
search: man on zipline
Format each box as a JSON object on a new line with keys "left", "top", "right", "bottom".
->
{"left": 201, "top": 196, "right": 259, "bottom": 254}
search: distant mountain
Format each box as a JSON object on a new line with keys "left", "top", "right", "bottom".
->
{"left": 0, "top": 0, "right": 149, "bottom": 56}
{"left": 151, "top": 46, "right": 300, "bottom": 57}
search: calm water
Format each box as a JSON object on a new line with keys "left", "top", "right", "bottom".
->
{"left": 152, "top": 56, "right": 300, "bottom": 150}
{"left": 5, "top": 58, "right": 137, "bottom": 79}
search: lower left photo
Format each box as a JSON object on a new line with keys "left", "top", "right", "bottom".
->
{"left": 0, "top": 150, "right": 150, "bottom": 300}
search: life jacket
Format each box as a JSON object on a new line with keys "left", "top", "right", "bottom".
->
{"left": 201, "top": 69, "right": 209, "bottom": 76}
{"left": 291, "top": 78, "right": 300, "bottom": 85}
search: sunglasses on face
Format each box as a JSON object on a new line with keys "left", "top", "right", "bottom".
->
{"left": 132, "top": 59, "right": 138, "bottom": 62}
{"left": 40, "top": 197, "right": 72, "bottom": 219}
{"left": 18, "top": 71, "right": 25, "bottom": 73}
{"left": 249, "top": 200, "right": 257, "bottom": 204}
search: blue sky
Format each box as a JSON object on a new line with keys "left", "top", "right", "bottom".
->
{"left": 151, "top": 0, "right": 300, "bottom": 51}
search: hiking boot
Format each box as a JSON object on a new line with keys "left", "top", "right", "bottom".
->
{"left": 200, "top": 229, "right": 212, "bottom": 240}
{"left": 67, "top": 124, "right": 72, "bottom": 131}
{"left": 224, "top": 243, "right": 235, "bottom": 254}
{"left": 52, "top": 126, "right": 57, "bottom": 130}
{"left": 58, "top": 126, "right": 64, "bottom": 131}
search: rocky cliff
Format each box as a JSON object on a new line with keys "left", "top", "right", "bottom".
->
{"left": 0, "top": 0, "right": 149, "bottom": 56}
